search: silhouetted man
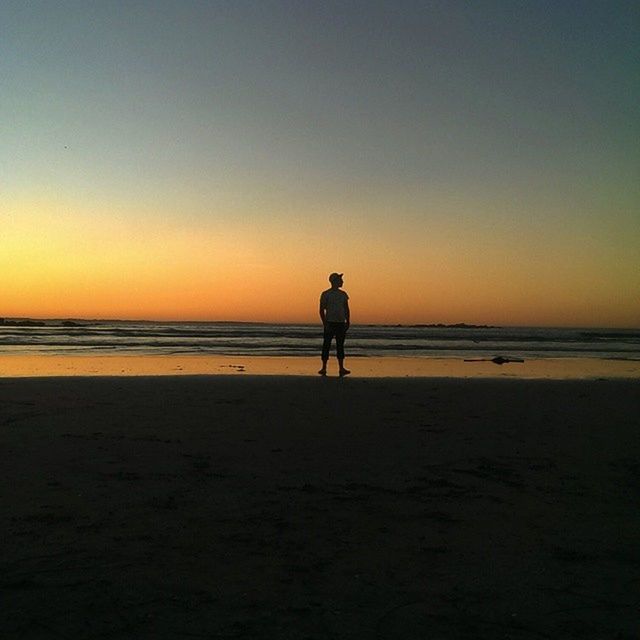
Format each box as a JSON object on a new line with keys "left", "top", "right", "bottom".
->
{"left": 319, "top": 272, "right": 350, "bottom": 377}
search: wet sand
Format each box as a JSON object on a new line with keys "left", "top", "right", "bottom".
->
{"left": 2, "top": 375, "right": 639, "bottom": 639}
{"left": 1, "top": 352, "right": 639, "bottom": 379}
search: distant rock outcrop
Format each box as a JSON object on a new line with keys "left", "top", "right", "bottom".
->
{"left": 0, "top": 319, "right": 46, "bottom": 327}
{"left": 410, "top": 323, "right": 499, "bottom": 329}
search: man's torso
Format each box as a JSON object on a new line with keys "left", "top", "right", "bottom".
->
{"left": 320, "top": 288, "right": 349, "bottom": 323}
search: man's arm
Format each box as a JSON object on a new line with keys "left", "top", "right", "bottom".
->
{"left": 344, "top": 299, "right": 350, "bottom": 330}
{"left": 319, "top": 296, "right": 327, "bottom": 325}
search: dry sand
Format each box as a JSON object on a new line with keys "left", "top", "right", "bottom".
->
{"left": 1, "top": 375, "right": 639, "bottom": 639}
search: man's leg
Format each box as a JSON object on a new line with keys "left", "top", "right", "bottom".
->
{"left": 336, "top": 324, "right": 350, "bottom": 376}
{"left": 319, "top": 324, "right": 333, "bottom": 375}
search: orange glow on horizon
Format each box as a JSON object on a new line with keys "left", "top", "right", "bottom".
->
{"left": 2, "top": 195, "right": 638, "bottom": 328}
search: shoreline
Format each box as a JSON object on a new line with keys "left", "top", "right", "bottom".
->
{"left": 1, "top": 352, "right": 639, "bottom": 379}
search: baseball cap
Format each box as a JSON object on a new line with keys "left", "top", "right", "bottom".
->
{"left": 329, "top": 272, "right": 343, "bottom": 283}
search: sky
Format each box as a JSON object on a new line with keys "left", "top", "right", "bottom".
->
{"left": 2, "top": 1, "right": 638, "bottom": 326}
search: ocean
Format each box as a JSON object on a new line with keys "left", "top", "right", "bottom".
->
{"left": 1, "top": 321, "right": 638, "bottom": 361}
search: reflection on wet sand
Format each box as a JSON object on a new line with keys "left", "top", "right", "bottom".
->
{"left": 0, "top": 354, "right": 638, "bottom": 379}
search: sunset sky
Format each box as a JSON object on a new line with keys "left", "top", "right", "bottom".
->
{"left": 2, "top": 1, "right": 638, "bottom": 326}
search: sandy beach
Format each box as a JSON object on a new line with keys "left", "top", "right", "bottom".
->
{"left": 2, "top": 375, "right": 639, "bottom": 639}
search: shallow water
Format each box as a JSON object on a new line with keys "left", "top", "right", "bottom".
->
{"left": 1, "top": 321, "right": 639, "bottom": 361}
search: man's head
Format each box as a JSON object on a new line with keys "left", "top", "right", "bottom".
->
{"left": 329, "top": 272, "right": 343, "bottom": 287}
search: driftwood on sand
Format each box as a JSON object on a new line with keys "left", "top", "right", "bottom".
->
{"left": 464, "top": 356, "right": 525, "bottom": 365}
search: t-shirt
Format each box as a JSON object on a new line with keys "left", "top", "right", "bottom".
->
{"left": 320, "top": 288, "right": 349, "bottom": 323}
